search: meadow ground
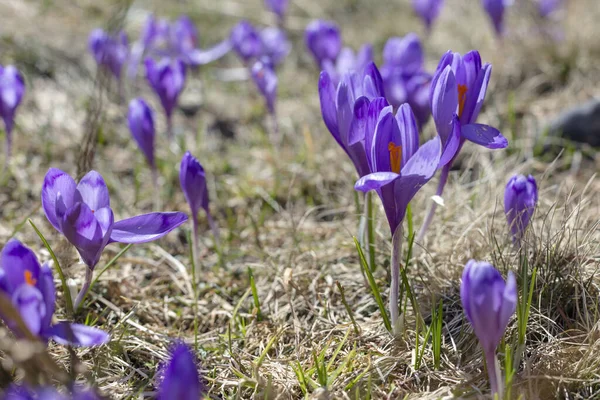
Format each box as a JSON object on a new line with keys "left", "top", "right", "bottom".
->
{"left": 1, "top": 0, "right": 600, "bottom": 398}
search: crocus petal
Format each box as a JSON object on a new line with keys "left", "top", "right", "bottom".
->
{"left": 395, "top": 103, "right": 420, "bottom": 166}
{"left": 439, "top": 115, "right": 462, "bottom": 167}
{"left": 462, "top": 63, "right": 491, "bottom": 125}
{"left": 41, "top": 168, "right": 78, "bottom": 232}
{"left": 348, "top": 96, "right": 370, "bottom": 146}
{"left": 430, "top": 65, "right": 458, "bottom": 144}
{"left": 60, "top": 203, "right": 105, "bottom": 269}
{"left": 371, "top": 111, "right": 401, "bottom": 173}
{"left": 499, "top": 271, "right": 517, "bottom": 329}
{"left": 336, "top": 79, "right": 354, "bottom": 147}
{"left": 354, "top": 171, "right": 399, "bottom": 192}
{"left": 49, "top": 322, "right": 110, "bottom": 347}
{"left": 38, "top": 263, "right": 55, "bottom": 334}
{"left": 0, "top": 239, "right": 42, "bottom": 294}
{"left": 157, "top": 342, "right": 203, "bottom": 400}
{"left": 463, "top": 50, "right": 482, "bottom": 89}
{"left": 364, "top": 100, "right": 391, "bottom": 170}
{"left": 76, "top": 171, "right": 110, "bottom": 211}
{"left": 461, "top": 123, "right": 508, "bottom": 149}
{"left": 12, "top": 284, "right": 45, "bottom": 335}
{"left": 318, "top": 71, "right": 342, "bottom": 146}
{"left": 187, "top": 40, "right": 233, "bottom": 66}
{"left": 110, "top": 212, "right": 188, "bottom": 244}
{"left": 362, "top": 62, "right": 385, "bottom": 99}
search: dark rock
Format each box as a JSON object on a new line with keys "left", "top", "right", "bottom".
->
{"left": 547, "top": 98, "right": 600, "bottom": 147}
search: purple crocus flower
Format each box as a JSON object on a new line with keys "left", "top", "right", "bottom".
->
{"left": 417, "top": 50, "right": 507, "bottom": 242}
{"left": 304, "top": 20, "right": 342, "bottom": 68}
{"left": 260, "top": 27, "right": 291, "bottom": 66}
{"left": 128, "top": 98, "right": 155, "bottom": 169}
{"left": 180, "top": 152, "right": 211, "bottom": 224}
{"left": 230, "top": 21, "right": 264, "bottom": 64}
{"left": 4, "top": 384, "right": 101, "bottom": 399}
{"left": 318, "top": 62, "right": 386, "bottom": 178}
{"left": 354, "top": 103, "right": 442, "bottom": 332}
{"left": 170, "top": 16, "right": 233, "bottom": 67}
{"left": 504, "top": 174, "right": 537, "bottom": 244}
{"left": 0, "top": 65, "right": 25, "bottom": 161}
{"left": 380, "top": 34, "right": 431, "bottom": 128}
{"left": 144, "top": 57, "right": 186, "bottom": 139}
{"left": 412, "top": 0, "right": 444, "bottom": 31}
{"left": 0, "top": 240, "right": 109, "bottom": 347}
{"left": 265, "top": 0, "right": 289, "bottom": 21}
{"left": 481, "top": 0, "right": 512, "bottom": 37}
{"left": 157, "top": 342, "right": 204, "bottom": 400}
{"left": 461, "top": 260, "right": 516, "bottom": 397}
{"left": 251, "top": 58, "right": 278, "bottom": 115}
{"left": 88, "top": 29, "right": 129, "bottom": 80}
{"left": 322, "top": 44, "right": 373, "bottom": 86}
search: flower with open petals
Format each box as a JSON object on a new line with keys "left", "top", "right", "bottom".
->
{"left": 157, "top": 342, "right": 204, "bottom": 400}
{"left": 504, "top": 174, "right": 537, "bottom": 244}
{"left": 0, "top": 240, "right": 109, "bottom": 346}
{"left": 41, "top": 168, "right": 187, "bottom": 269}
{"left": 318, "top": 62, "right": 386, "bottom": 178}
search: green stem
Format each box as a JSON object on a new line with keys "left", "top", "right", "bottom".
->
{"left": 366, "top": 191, "right": 376, "bottom": 272}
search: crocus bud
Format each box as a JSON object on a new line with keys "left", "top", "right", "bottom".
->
{"left": 504, "top": 174, "right": 537, "bottom": 244}
{"left": 145, "top": 57, "right": 186, "bottom": 137}
{"left": 251, "top": 58, "right": 278, "bottom": 115}
{"left": 128, "top": 98, "right": 156, "bottom": 169}
{"left": 461, "top": 260, "right": 516, "bottom": 396}
{"left": 411, "top": 0, "right": 444, "bottom": 31}
{"left": 304, "top": 20, "right": 341, "bottom": 68}
{"left": 157, "top": 343, "right": 204, "bottom": 400}
{"left": 230, "top": 20, "right": 264, "bottom": 63}
{"left": 179, "top": 151, "right": 210, "bottom": 221}
{"left": 265, "top": 0, "right": 289, "bottom": 20}
{"left": 481, "top": 0, "right": 511, "bottom": 37}
{"left": 88, "top": 29, "right": 129, "bottom": 80}
{"left": 260, "top": 27, "right": 291, "bottom": 66}
{"left": 0, "top": 65, "right": 25, "bottom": 159}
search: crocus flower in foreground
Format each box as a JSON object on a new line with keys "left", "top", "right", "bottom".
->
{"left": 230, "top": 21, "right": 264, "bottom": 64}
{"left": 0, "top": 240, "right": 109, "bottom": 347}
{"left": 318, "top": 62, "right": 386, "bottom": 178}
{"left": 157, "top": 342, "right": 204, "bottom": 399}
{"left": 461, "top": 260, "right": 516, "bottom": 398}
{"left": 145, "top": 57, "right": 186, "bottom": 139}
{"left": 265, "top": 0, "right": 289, "bottom": 22}
{"left": 417, "top": 50, "right": 508, "bottom": 242}
{"left": 354, "top": 103, "right": 442, "bottom": 332}
{"left": 380, "top": 33, "right": 431, "bottom": 128}
{"left": 305, "top": 20, "right": 341, "bottom": 68}
{"left": 504, "top": 174, "right": 537, "bottom": 244}
{"left": 412, "top": 0, "right": 444, "bottom": 31}
{"left": 0, "top": 65, "right": 25, "bottom": 161}
{"left": 88, "top": 29, "right": 129, "bottom": 80}
{"left": 481, "top": 0, "right": 512, "bottom": 37}
{"left": 251, "top": 58, "right": 278, "bottom": 115}
{"left": 41, "top": 168, "right": 187, "bottom": 307}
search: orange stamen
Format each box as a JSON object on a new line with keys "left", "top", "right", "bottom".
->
{"left": 388, "top": 142, "right": 402, "bottom": 174}
{"left": 458, "top": 84, "right": 468, "bottom": 117}
{"left": 24, "top": 270, "right": 37, "bottom": 286}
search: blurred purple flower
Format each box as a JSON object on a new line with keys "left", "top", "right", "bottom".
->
{"left": 41, "top": 168, "right": 187, "bottom": 270}
{"left": 318, "top": 62, "right": 386, "bottom": 177}
{"left": 260, "top": 27, "right": 291, "bottom": 65}
{"left": 461, "top": 260, "right": 516, "bottom": 397}
{"left": 305, "top": 20, "right": 341, "bottom": 68}
{"left": 481, "top": 0, "right": 512, "bottom": 37}
{"left": 322, "top": 44, "right": 373, "bottom": 86}
{"left": 380, "top": 33, "right": 431, "bottom": 127}
{"left": 412, "top": 0, "right": 444, "bottom": 31}
{"left": 0, "top": 240, "right": 109, "bottom": 347}
{"left": 145, "top": 57, "right": 186, "bottom": 138}
{"left": 538, "top": 0, "right": 563, "bottom": 17}
{"left": 251, "top": 58, "right": 278, "bottom": 115}
{"left": 128, "top": 98, "right": 155, "bottom": 169}
{"left": 157, "top": 342, "right": 204, "bottom": 400}
{"left": 265, "top": 0, "right": 289, "bottom": 21}
{"left": 0, "top": 65, "right": 25, "bottom": 160}
{"left": 230, "top": 21, "right": 264, "bottom": 63}
{"left": 505, "top": 174, "right": 537, "bottom": 244}
{"left": 88, "top": 29, "right": 129, "bottom": 79}
{"left": 354, "top": 104, "right": 441, "bottom": 236}
{"left": 4, "top": 384, "right": 101, "bottom": 399}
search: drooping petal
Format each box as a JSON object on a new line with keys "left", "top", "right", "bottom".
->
{"left": 49, "top": 322, "right": 110, "bottom": 347}
{"left": 430, "top": 65, "right": 458, "bottom": 145}
{"left": 318, "top": 71, "right": 341, "bottom": 146}
{"left": 461, "top": 123, "right": 508, "bottom": 149}
{"left": 354, "top": 171, "right": 399, "bottom": 192}
{"left": 110, "top": 212, "right": 188, "bottom": 244}
{"left": 0, "top": 239, "right": 42, "bottom": 294}
{"left": 395, "top": 103, "right": 420, "bottom": 167}
{"left": 41, "top": 168, "right": 78, "bottom": 232}
{"left": 76, "top": 171, "right": 110, "bottom": 211}
{"left": 348, "top": 96, "right": 370, "bottom": 146}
